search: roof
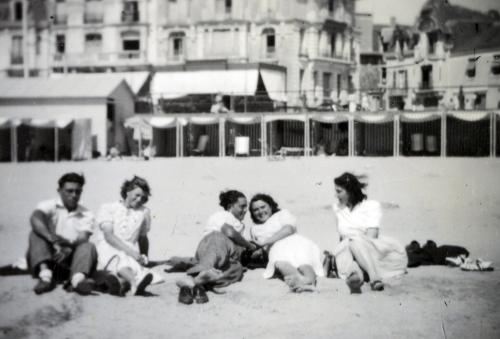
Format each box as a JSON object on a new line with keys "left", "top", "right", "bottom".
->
{"left": 50, "top": 72, "right": 150, "bottom": 95}
{"left": 452, "top": 24, "right": 500, "bottom": 54}
{"left": 417, "top": 0, "right": 492, "bottom": 34}
{"left": 0, "top": 76, "right": 131, "bottom": 99}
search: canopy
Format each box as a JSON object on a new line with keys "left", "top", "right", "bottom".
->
{"left": 354, "top": 113, "right": 393, "bottom": 124}
{"left": 260, "top": 69, "right": 287, "bottom": 102}
{"left": 310, "top": 114, "right": 349, "bottom": 124}
{"left": 152, "top": 70, "right": 260, "bottom": 100}
{"left": 400, "top": 112, "right": 441, "bottom": 123}
{"left": 264, "top": 114, "right": 306, "bottom": 123}
{"left": 226, "top": 115, "right": 261, "bottom": 125}
{"left": 448, "top": 111, "right": 490, "bottom": 122}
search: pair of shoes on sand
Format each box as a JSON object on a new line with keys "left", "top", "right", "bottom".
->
{"left": 63, "top": 278, "right": 96, "bottom": 296}
{"left": 178, "top": 285, "right": 209, "bottom": 305}
{"left": 460, "top": 258, "right": 494, "bottom": 272}
{"left": 130, "top": 273, "right": 154, "bottom": 296}
{"left": 346, "top": 272, "right": 384, "bottom": 294}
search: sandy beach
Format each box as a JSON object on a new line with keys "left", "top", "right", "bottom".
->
{"left": 0, "top": 157, "right": 499, "bottom": 339}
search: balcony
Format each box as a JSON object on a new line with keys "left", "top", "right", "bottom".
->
{"left": 84, "top": 13, "right": 104, "bottom": 24}
{"left": 10, "top": 55, "right": 23, "bottom": 65}
{"left": 52, "top": 51, "right": 147, "bottom": 67}
{"left": 419, "top": 81, "right": 433, "bottom": 90}
{"left": 121, "top": 11, "right": 139, "bottom": 23}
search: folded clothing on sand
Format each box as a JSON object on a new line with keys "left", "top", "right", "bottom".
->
{"left": 406, "top": 240, "right": 469, "bottom": 267}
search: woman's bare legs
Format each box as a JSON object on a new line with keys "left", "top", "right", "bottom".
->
{"left": 348, "top": 238, "right": 384, "bottom": 290}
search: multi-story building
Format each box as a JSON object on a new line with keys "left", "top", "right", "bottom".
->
{"left": 0, "top": 0, "right": 357, "bottom": 111}
{"left": 381, "top": 0, "right": 500, "bottom": 110}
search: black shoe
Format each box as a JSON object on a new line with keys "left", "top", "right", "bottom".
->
{"left": 74, "top": 278, "right": 95, "bottom": 296}
{"left": 193, "top": 285, "right": 209, "bottom": 304}
{"left": 104, "top": 274, "right": 125, "bottom": 296}
{"left": 135, "top": 273, "right": 153, "bottom": 296}
{"left": 178, "top": 286, "right": 194, "bottom": 305}
{"left": 34, "top": 279, "right": 56, "bottom": 295}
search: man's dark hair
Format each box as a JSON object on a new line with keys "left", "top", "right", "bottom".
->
{"left": 58, "top": 172, "right": 85, "bottom": 188}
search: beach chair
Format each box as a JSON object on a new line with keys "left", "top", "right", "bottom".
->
{"left": 192, "top": 134, "right": 209, "bottom": 156}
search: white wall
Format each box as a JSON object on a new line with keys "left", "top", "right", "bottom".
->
{"left": 0, "top": 101, "right": 108, "bottom": 154}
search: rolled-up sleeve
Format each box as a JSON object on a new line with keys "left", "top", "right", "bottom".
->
{"left": 96, "top": 204, "right": 114, "bottom": 230}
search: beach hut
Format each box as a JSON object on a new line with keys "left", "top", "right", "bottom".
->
{"left": 399, "top": 112, "right": 441, "bottom": 156}
{"left": 446, "top": 111, "right": 490, "bottom": 157}
{"left": 309, "top": 114, "right": 350, "bottom": 156}
{"left": 0, "top": 76, "right": 135, "bottom": 157}
{"left": 354, "top": 113, "right": 394, "bottom": 156}
{"left": 264, "top": 114, "right": 308, "bottom": 156}
{"left": 224, "top": 115, "right": 262, "bottom": 156}
{"left": 179, "top": 116, "right": 221, "bottom": 157}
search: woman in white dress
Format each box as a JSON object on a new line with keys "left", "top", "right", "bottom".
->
{"left": 95, "top": 176, "right": 154, "bottom": 296}
{"left": 332, "top": 172, "right": 407, "bottom": 293}
{"left": 249, "top": 194, "right": 324, "bottom": 292}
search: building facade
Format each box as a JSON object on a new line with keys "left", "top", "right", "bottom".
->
{"left": 0, "top": 0, "right": 357, "bottom": 109}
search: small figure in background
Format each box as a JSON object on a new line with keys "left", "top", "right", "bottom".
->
{"left": 210, "top": 93, "right": 230, "bottom": 114}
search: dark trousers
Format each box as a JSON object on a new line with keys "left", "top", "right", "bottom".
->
{"left": 27, "top": 231, "right": 97, "bottom": 282}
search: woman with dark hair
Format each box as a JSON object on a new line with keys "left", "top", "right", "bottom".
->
{"left": 95, "top": 176, "right": 157, "bottom": 296}
{"left": 332, "top": 172, "right": 407, "bottom": 293}
{"left": 175, "top": 190, "right": 257, "bottom": 305}
{"left": 249, "top": 194, "right": 324, "bottom": 292}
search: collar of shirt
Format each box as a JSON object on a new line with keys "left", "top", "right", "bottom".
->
{"left": 55, "top": 198, "right": 87, "bottom": 216}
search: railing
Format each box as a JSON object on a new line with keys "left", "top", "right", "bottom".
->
{"left": 52, "top": 51, "right": 147, "bottom": 66}
{"left": 121, "top": 11, "right": 139, "bottom": 23}
{"left": 84, "top": 13, "right": 104, "bottom": 24}
{"left": 10, "top": 55, "right": 23, "bottom": 65}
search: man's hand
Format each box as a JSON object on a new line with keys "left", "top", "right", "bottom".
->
{"left": 53, "top": 244, "right": 72, "bottom": 264}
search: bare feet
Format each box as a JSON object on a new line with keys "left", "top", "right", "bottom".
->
{"left": 284, "top": 275, "right": 317, "bottom": 293}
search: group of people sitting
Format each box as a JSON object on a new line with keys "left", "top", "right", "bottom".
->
{"left": 19, "top": 171, "right": 408, "bottom": 303}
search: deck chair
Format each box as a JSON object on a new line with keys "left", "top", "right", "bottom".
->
{"left": 192, "top": 134, "right": 209, "bottom": 156}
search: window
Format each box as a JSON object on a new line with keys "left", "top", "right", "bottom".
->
{"left": 56, "top": 34, "right": 65, "bottom": 54}
{"left": 121, "top": 31, "right": 140, "bottom": 51}
{"left": 381, "top": 67, "right": 387, "bottom": 84}
{"left": 328, "top": 0, "right": 335, "bottom": 13}
{"left": 11, "top": 36, "right": 23, "bottom": 64}
{"left": 85, "top": 33, "right": 102, "bottom": 53}
{"left": 14, "top": 1, "right": 22, "bottom": 21}
{"left": 225, "top": 0, "right": 232, "bottom": 14}
{"left": 169, "top": 32, "right": 185, "bottom": 60}
{"left": 466, "top": 58, "right": 476, "bottom": 78}
{"left": 0, "top": 4, "right": 9, "bottom": 20}
{"left": 491, "top": 55, "right": 500, "bottom": 75}
{"left": 36, "top": 33, "right": 41, "bottom": 55}
{"left": 299, "top": 69, "right": 304, "bottom": 96}
{"left": 330, "top": 33, "right": 336, "bottom": 57}
{"left": 122, "top": 1, "right": 139, "bottom": 22}
{"left": 299, "top": 29, "right": 306, "bottom": 56}
{"left": 323, "top": 72, "right": 332, "bottom": 98}
{"left": 421, "top": 65, "right": 432, "bottom": 88}
{"left": 262, "top": 28, "right": 276, "bottom": 58}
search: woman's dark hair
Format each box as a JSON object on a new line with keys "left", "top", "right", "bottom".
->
{"left": 334, "top": 172, "right": 367, "bottom": 207}
{"left": 249, "top": 193, "right": 281, "bottom": 224}
{"left": 120, "top": 176, "right": 151, "bottom": 203}
{"left": 219, "top": 190, "right": 246, "bottom": 210}
{"left": 58, "top": 172, "right": 85, "bottom": 188}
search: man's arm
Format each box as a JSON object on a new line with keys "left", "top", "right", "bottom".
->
{"left": 30, "top": 210, "right": 61, "bottom": 245}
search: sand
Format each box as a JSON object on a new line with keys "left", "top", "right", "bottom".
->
{"left": 0, "top": 157, "right": 499, "bottom": 339}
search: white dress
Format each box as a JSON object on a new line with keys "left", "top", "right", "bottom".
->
{"left": 251, "top": 209, "right": 324, "bottom": 279}
{"left": 95, "top": 201, "right": 152, "bottom": 281}
{"left": 332, "top": 199, "right": 407, "bottom": 280}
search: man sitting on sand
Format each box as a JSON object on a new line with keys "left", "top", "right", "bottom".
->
{"left": 172, "top": 190, "right": 258, "bottom": 304}
{"left": 27, "top": 172, "right": 97, "bottom": 295}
